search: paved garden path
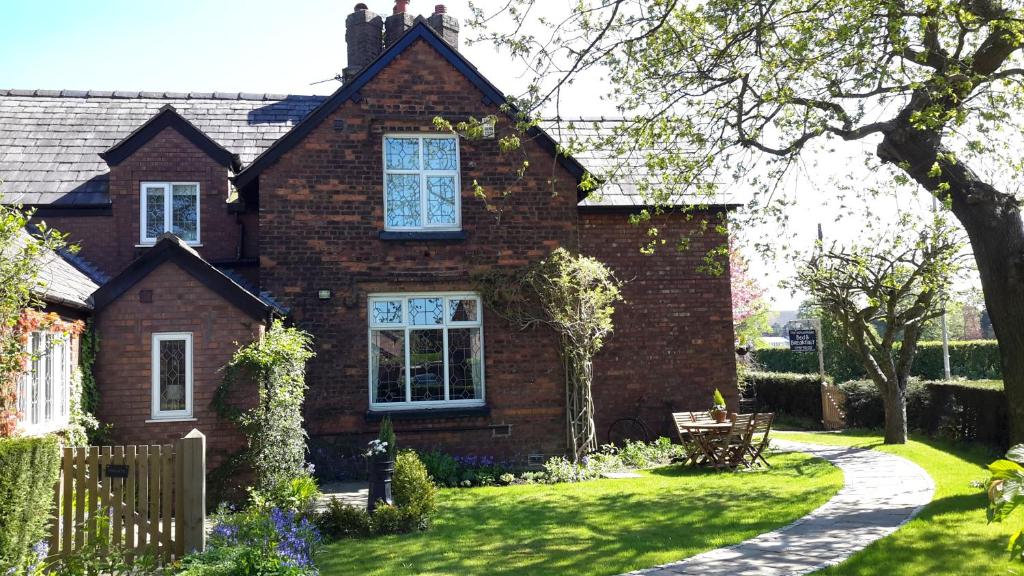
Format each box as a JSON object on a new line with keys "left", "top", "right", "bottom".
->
{"left": 627, "top": 439, "right": 935, "bottom": 576}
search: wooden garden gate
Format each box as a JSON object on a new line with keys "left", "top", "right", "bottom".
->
{"left": 47, "top": 429, "right": 206, "bottom": 564}
{"left": 821, "top": 383, "right": 847, "bottom": 431}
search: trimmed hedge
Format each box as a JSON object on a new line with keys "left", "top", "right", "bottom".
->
{"left": 0, "top": 435, "right": 61, "bottom": 568}
{"left": 752, "top": 340, "right": 1001, "bottom": 381}
{"left": 744, "top": 372, "right": 831, "bottom": 424}
{"left": 839, "top": 378, "right": 1008, "bottom": 448}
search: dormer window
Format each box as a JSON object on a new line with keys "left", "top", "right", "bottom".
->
{"left": 141, "top": 182, "right": 200, "bottom": 244}
{"left": 383, "top": 135, "right": 460, "bottom": 230}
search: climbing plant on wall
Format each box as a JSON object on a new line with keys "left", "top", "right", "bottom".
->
{"left": 475, "top": 248, "right": 623, "bottom": 461}
{"left": 217, "top": 319, "right": 315, "bottom": 491}
{"left": 0, "top": 199, "right": 79, "bottom": 437}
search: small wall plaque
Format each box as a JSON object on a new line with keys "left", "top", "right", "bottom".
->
{"left": 105, "top": 464, "right": 129, "bottom": 479}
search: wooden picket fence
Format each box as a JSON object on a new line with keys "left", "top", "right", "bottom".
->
{"left": 821, "top": 382, "right": 847, "bottom": 431}
{"left": 47, "top": 429, "right": 206, "bottom": 565}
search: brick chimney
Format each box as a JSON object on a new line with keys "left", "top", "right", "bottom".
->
{"left": 343, "top": 3, "right": 384, "bottom": 83}
{"left": 427, "top": 4, "right": 459, "bottom": 47}
{"left": 385, "top": 0, "right": 416, "bottom": 48}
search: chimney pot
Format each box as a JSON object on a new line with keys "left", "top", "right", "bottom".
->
{"left": 427, "top": 5, "right": 459, "bottom": 48}
{"left": 343, "top": 5, "right": 384, "bottom": 84}
{"left": 394, "top": 0, "right": 410, "bottom": 14}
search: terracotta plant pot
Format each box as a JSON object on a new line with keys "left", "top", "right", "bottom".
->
{"left": 710, "top": 409, "right": 727, "bottom": 423}
{"left": 367, "top": 458, "right": 395, "bottom": 512}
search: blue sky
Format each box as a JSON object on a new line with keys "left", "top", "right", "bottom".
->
{"left": 0, "top": 1, "right": 529, "bottom": 97}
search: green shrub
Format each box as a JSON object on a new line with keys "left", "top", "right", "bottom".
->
{"left": 615, "top": 437, "right": 684, "bottom": 468}
{"left": 746, "top": 372, "right": 830, "bottom": 425}
{"left": 0, "top": 435, "right": 61, "bottom": 569}
{"left": 912, "top": 340, "right": 1001, "bottom": 380}
{"left": 248, "top": 474, "right": 321, "bottom": 519}
{"left": 316, "top": 499, "right": 372, "bottom": 540}
{"left": 840, "top": 378, "right": 1007, "bottom": 447}
{"left": 753, "top": 340, "right": 1002, "bottom": 381}
{"left": 392, "top": 451, "right": 437, "bottom": 528}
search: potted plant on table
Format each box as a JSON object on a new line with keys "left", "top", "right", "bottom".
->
{"left": 367, "top": 416, "right": 397, "bottom": 512}
{"left": 709, "top": 388, "right": 728, "bottom": 423}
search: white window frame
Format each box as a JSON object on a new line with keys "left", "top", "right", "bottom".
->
{"left": 18, "top": 331, "right": 71, "bottom": 436}
{"left": 150, "top": 332, "right": 194, "bottom": 421}
{"left": 381, "top": 135, "right": 461, "bottom": 231}
{"left": 367, "top": 292, "right": 485, "bottom": 410}
{"left": 139, "top": 182, "right": 201, "bottom": 245}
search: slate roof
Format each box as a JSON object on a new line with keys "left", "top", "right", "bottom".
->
{"left": 0, "top": 90, "right": 325, "bottom": 206}
{"left": 6, "top": 229, "right": 100, "bottom": 310}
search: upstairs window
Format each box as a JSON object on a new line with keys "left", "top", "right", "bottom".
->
{"left": 383, "top": 135, "right": 460, "bottom": 230}
{"left": 141, "top": 182, "right": 200, "bottom": 244}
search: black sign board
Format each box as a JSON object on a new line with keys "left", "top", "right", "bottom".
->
{"left": 104, "top": 464, "right": 129, "bottom": 479}
{"left": 789, "top": 329, "right": 818, "bottom": 353}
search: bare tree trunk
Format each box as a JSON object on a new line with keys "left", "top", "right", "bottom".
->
{"left": 879, "top": 123, "right": 1024, "bottom": 443}
{"left": 881, "top": 382, "right": 909, "bottom": 444}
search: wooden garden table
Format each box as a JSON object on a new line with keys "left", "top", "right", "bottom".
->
{"left": 678, "top": 421, "right": 734, "bottom": 468}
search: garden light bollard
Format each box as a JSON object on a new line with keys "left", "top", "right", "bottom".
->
{"left": 368, "top": 457, "right": 395, "bottom": 513}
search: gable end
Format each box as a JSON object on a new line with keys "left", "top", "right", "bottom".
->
{"left": 233, "top": 21, "right": 588, "bottom": 196}
{"left": 91, "top": 235, "right": 271, "bottom": 320}
{"left": 100, "top": 104, "right": 241, "bottom": 170}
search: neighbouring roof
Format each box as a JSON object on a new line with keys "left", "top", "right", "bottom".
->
{"left": 0, "top": 90, "right": 324, "bottom": 206}
{"left": 91, "top": 233, "right": 278, "bottom": 320}
{"left": 6, "top": 229, "right": 100, "bottom": 310}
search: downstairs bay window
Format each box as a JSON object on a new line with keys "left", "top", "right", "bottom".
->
{"left": 18, "top": 331, "right": 71, "bottom": 434}
{"left": 369, "top": 293, "right": 484, "bottom": 409}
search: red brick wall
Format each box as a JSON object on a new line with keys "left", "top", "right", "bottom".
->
{"left": 259, "top": 39, "right": 581, "bottom": 460}
{"left": 94, "top": 260, "right": 264, "bottom": 470}
{"left": 41, "top": 127, "right": 248, "bottom": 279}
{"left": 579, "top": 210, "right": 738, "bottom": 440}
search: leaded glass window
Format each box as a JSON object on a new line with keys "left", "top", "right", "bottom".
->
{"left": 369, "top": 293, "right": 484, "bottom": 408}
{"left": 141, "top": 182, "right": 200, "bottom": 244}
{"left": 151, "top": 333, "right": 193, "bottom": 419}
{"left": 18, "top": 331, "right": 71, "bottom": 434}
{"left": 382, "top": 135, "right": 460, "bottom": 230}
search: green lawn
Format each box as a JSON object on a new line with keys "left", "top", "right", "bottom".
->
{"left": 317, "top": 453, "right": 841, "bottom": 576}
{"left": 775, "top": 430, "right": 1015, "bottom": 575}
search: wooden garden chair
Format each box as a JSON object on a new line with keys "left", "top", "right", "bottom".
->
{"left": 708, "top": 413, "right": 753, "bottom": 469}
{"left": 673, "top": 412, "right": 705, "bottom": 465}
{"left": 745, "top": 412, "right": 775, "bottom": 468}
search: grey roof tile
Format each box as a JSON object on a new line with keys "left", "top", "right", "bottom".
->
{"left": 4, "top": 229, "right": 99, "bottom": 309}
{"left": 0, "top": 91, "right": 326, "bottom": 206}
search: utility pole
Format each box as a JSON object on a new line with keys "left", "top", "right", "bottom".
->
{"left": 932, "top": 196, "right": 952, "bottom": 380}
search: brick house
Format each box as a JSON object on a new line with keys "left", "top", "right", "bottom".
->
{"left": 0, "top": 2, "right": 737, "bottom": 473}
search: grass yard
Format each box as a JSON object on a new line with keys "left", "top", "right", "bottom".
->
{"left": 317, "top": 453, "right": 841, "bottom": 576}
{"left": 775, "top": 430, "right": 1015, "bottom": 575}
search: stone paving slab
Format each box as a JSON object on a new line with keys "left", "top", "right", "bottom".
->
{"left": 625, "top": 439, "right": 935, "bottom": 576}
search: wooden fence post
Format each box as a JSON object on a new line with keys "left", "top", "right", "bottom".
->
{"left": 174, "top": 429, "right": 206, "bottom": 557}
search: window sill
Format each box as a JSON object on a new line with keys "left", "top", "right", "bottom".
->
{"left": 136, "top": 243, "right": 203, "bottom": 248}
{"left": 365, "top": 405, "right": 490, "bottom": 422}
{"left": 378, "top": 230, "right": 467, "bottom": 242}
{"left": 145, "top": 417, "right": 197, "bottom": 424}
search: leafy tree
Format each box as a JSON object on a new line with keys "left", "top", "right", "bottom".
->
{"left": 468, "top": 0, "right": 1024, "bottom": 441}
{"left": 793, "top": 220, "right": 966, "bottom": 443}
{"left": 730, "top": 248, "right": 770, "bottom": 348}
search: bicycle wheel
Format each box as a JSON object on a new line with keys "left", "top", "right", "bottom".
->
{"left": 606, "top": 418, "right": 651, "bottom": 446}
